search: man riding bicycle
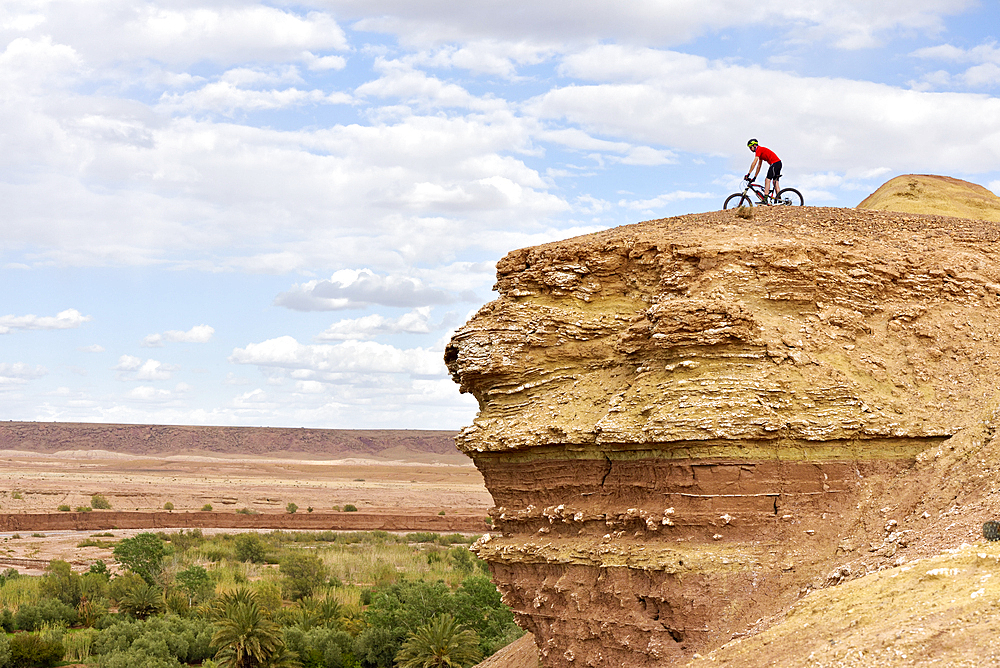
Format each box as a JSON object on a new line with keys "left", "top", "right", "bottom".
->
{"left": 745, "top": 139, "right": 781, "bottom": 204}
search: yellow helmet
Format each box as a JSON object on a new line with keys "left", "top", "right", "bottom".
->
{"left": 747, "top": 138, "right": 758, "bottom": 151}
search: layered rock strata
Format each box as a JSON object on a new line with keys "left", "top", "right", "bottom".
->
{"left": 446, "top": 206, "right": 1000, "bottom": 667}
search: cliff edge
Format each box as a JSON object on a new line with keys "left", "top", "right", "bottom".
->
{"left": 447, "top": 205, "right": 1000, "bottom": 667}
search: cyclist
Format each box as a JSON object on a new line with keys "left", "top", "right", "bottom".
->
{"left": 745, "top": 139, "right": 782, "bottom": 204}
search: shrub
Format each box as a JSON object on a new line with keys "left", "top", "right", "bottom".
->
{"left": 0, "top": 608, "right": 13, "bottom": 633}
{"left": 202, "top": 504, "right": 213, "bottom": 512}
{"left": 233, "top": 534, "right": 266, "bottom": 564}
{"left": 163, "top": 502, "right": 174, "bottom": 511}
{"left": 57, "top": 504, "right": 70, "bottom": 512}
{"left": 39, "top": 559, "right": 82, "bottom": 607}
{"left": 175, "top": 565, "right": 213, "bottom": 605}
{"left": 9, "top": 632, "right": 63, "bottom": 668}
{"left": 15, "top": 597, "right": 78, "bottom": 630}
{"left": 11, "top": 492, "right": 22, "bottom": 500}
{"left": 75, "top": 506, "right": 92, "bottom": 512}
{"left": 236, "top": 507, "right": 256, "bottom": 515}
{"left": 286, "top": 502, "right": 298, "bottom": 514}
{"left": 343, "top": 504, "right": 358, "bottom": 512}
{"left": 92, "top": 615, "right": 213, "bottom": 666}
{"left": 280, "top": 552, "right": 329, "bottom": 601}
{"left": 307, "top": 506, "right": 314, "bottom": 513}
{"left": 91, "top": 494, "right": 112, "bottom": 509}
{"left": 89, "top": 560, "right": 110, "bottom": 577}
{"left": 438, "top": 510, "right": 446, "bottom": 516}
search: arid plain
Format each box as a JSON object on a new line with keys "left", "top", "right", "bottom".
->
{"left": 0, "top": 423, "right": 491, "bottom": 573}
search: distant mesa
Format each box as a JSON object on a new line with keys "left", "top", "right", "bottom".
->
{"left": 0, "top": 422, "right": 460, "bottom": 458}
{"left": 858, "top": 174, "right": 1000, "bottom": 221}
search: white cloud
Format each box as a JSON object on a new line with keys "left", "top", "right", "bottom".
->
{"left": 126, "top": 385, "right": 172, "bottom": 400}
{"left": 528, "top": 44, "right": 1000, "bottom": 175}
{"left": 114, "top": 355, "right": 143, "bottom": 372}
{"left": 142, "top": 324, "right": 215, "bottom": 347}
{"left": 136, "top": 359, "right": 175, "bottom": 381}
{"left": 275, "top": 269, "right": 467, "bottom": 311}
{"left": 341, "top": 0, "right": 974, "bottom": 50}
{"left": 619, "top": 190, "right": 715, "bottom": 210}
{"left": 229, "top": 336, "right": 446, "bottom": 377}
{"left": 0, "top": 363, "right": 47, "bottom": 385}
{"left": 27, "top": 3, "right": 349, "bottom": 67}
{"left": 159, "top": 82, "right": 352, "bottom": 115}
{"left": 0, "top": 308, "right": 91, "bottom": 334}
{"left": 115, "top": 355, "right": 175, "bottom": 380}
{"left": 316, "top": 307, "right": 436, "bottom": 341}
{"left": 78, "top": 344, "right": 105, "bottom": 353}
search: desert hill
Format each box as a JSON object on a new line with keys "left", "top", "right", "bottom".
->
{"left": 450, "top": 202, "right": 1000, "bottom": 667}
{"left": 857, "top": 173, "right": 1000, "bottom": 221}
{"left": 0, "top": 421, "right": 460, "bottom": 459}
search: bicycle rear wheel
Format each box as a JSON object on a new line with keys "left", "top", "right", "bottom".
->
{"left": 724, "top": 193, "right": 753, "bottom": 210}
{"left": 777, "top": 188, "right": 803, "bottom": 206}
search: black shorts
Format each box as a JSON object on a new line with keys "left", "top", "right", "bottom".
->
{"left": 767, "top": 160, "right": 782, "bottom": 180}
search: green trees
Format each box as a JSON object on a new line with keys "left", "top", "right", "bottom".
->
{"left": 113, "top": 532, "right": 166, "bottom": 585}
{"left": 119, "top": 580, "right": 166, "bottom": 620}
{"left": 234, "top": 533, "right": 267, "bottom": 564}
{"left": 280, "top": 553, "right": 328, "bottom": 601}
{"left": 211, "top": 588, "right": 292, "bottom": 668}
{"left": 394, "top": 614, "right": 481, "bottom": 668}
{"left": 39, "top": 559, "right": 81, "bottom": 607}
{"left": 176, "top": 565, "right": 214, "bottom": 606}
{"left": 91, "top": 493, "right": 112, "bottom": 509}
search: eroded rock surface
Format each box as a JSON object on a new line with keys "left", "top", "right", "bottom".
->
{"left": 446, "top": 206, "right": 1000, "bottom": 667}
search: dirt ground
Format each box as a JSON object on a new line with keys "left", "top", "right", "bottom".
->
{"left": 0, "top": 447, "right": 492, "bottom": 574}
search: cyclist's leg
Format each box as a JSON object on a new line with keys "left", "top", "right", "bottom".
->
{"left": 768, "top": 162, "right": 782, "bottom": 201}
{"left": 763, "top": 178, "right": 772, "bottom": 203}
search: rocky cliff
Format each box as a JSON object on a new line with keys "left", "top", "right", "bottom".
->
{"left": 447, "top": 205, "right": 1000, "bottom": 667}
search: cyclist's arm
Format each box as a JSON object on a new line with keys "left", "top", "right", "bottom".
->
{"left": 747, "top": 157, "right": 761, "bottom": 180}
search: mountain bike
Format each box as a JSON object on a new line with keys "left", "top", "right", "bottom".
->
{"left": 723, "top": 177, "right": 803, "bottom": 209}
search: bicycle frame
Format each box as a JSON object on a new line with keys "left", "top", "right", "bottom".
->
{"left": 742, "top": 181, "right": 779, "bottom": 204}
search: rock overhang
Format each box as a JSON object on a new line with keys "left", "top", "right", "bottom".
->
{"left": 447, "top": 206, "right": 1000, "bottom": 666}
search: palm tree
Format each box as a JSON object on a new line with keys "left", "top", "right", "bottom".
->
{"left": 395, "top": 613, "right": 482, "bottom": 668}
{"left": 119, "top": 580, "right": 165, "bottom": 620}
{"left": 211, "top": 587, "right": 297, "bottom": 668}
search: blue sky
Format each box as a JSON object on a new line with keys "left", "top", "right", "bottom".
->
{"left": 2, "top": 0, "right": 1000, "bottom": 429}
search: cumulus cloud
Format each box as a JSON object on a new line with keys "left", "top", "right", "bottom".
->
{"left": 0, "top": 363, "right": 47, "bottom": 385}
{"left": 142, "top": 325, "right": 215, "bottom": 347}
{"left": 229, "top": 335, "right": 446, "bottom": 377}
{"left": 274, "top": 269, "right": 468, "bottom": 311}
{"left": 23, "top": 2, "right": 349, "bottom": 67}
{"left": 339, "top": 0, "right": 972, "bottom": 50}
{"left": 619, "top": 190, "right": 716, "bottom": 210}
{"left": 529, "top": 44, "right": 1000, "bottom": 175}
{"left": 0, "top": 309, "right": 91, "bottom": 334}
{"left": 315, "top": 307, "right": 437, "bottom": 340}
{"left": 115, "top": 355, "right": 176, "bottom": 380}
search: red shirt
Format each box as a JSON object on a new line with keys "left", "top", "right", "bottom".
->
{"left": 755, "top": 146, "right": 779, "bottom": 164}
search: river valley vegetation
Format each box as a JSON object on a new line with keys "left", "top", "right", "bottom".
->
{"left": 0, "top": 530, "right": 520, "bottom": 667}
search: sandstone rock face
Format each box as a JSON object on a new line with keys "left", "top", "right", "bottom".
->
{"left": 446, "top": 206, "right": 1000, "bottom": 667}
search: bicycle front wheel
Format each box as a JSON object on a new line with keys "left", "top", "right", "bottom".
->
{"left": 777, "top": 188, "right": 803, "bottom": 206}
{"left": 724, "top": 193, "right": 753, "bottom": 210}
